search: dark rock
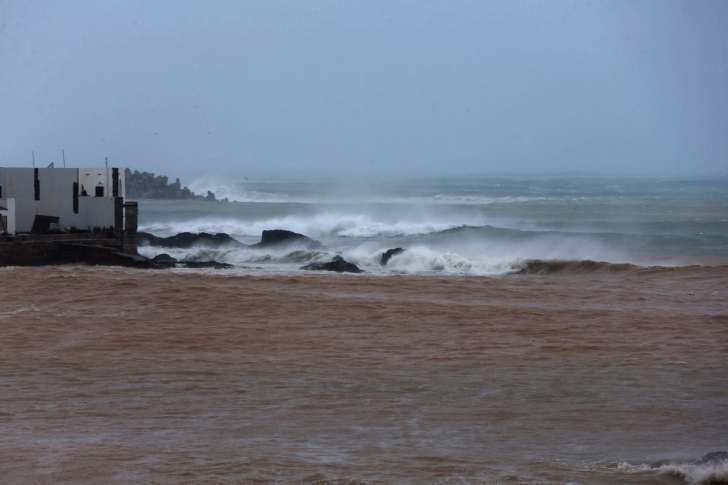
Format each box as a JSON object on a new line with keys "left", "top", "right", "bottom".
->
{"left": 125, "top": 169, "right": 203, "bottom": 200}
{"left": 301, "top": 255, "right": 363, "bottom": 273}
{"left": 380, "top": 247, "right": 405, "bottom": 266}
{"left": 151, "top": 253, "right": 177, "bottom": 267}
{"left": 252, "top": 229, "right": 322, "bottom": 249}
{"left": 125, "top": 169, "right": 222, "bottom": 201}
{"left": 137, "top": 231, "right": 243, "bottom": 249}
{"left": 180, "top": 260, "right": 234, "bottom": 269}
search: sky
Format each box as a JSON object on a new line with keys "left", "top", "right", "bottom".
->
{"left": 0, "top": 0, "right": 726, "bottom": 180}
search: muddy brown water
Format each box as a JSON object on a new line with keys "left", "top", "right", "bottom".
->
{"left": 1, "top": 266, "right": 727, "bottom": 484}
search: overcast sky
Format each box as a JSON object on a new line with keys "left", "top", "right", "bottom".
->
{"left": 1, "top": 0, "right": 726, "bottom": 179}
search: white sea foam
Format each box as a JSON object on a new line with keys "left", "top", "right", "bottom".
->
{"left": 137, "top": 235, "right": 632, "bottom": 276}
{"left": 657, "top": 462, "right": 728, "bottom": 484}
{"left": 137, "top": 207, "right": 641, "bottom": 276}
{"left": 189, "top": 179, "right": 301, "bottom": 203}
{"left": 140, "top": 213, "right": 477, "bottom": 240}
{"left": 617, "top": 460, "right": 728, "bottom": 485}
{"left": 341, "top": 245, "right": 516, "bottom": 275}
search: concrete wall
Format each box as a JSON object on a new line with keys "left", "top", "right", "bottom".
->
{"left": 0, "top": 167, "right": 126, "bottom": 233}
{"left": 0, "top": 233, "right": 124, "bottom": 266}
{"left": 78, "top": 197, "right": 116, "bottom": 231}
{"left": 36, "top": 168, "right": 79, "bottom": 230}
{"left": 0, "top": 168, "right": 37, "bottom": 233}
{"left": 78, "top": 168, "right": 125, "bottom": 198}
{"left": 0, "top": 198, "right": 16, "bottom": 234}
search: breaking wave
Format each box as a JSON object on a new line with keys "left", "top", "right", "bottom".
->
{"left": 140, "top": 215, "right": 481, "bottom": 240}
{"left": 137, "top": 233, "right": 660, "bottom": 277}
{"left": 614, "top": 452, "right": 728, "bottom": 484}
{"left": 137, "top": 208, "right": 713, "bottom": 275}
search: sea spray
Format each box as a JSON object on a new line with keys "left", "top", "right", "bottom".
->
{"left": 137, "top": 177, "right": 728, "bottom": 274}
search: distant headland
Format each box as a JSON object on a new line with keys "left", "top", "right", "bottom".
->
{"left": 124, "top": 169, "right": 220, "bottom": 201}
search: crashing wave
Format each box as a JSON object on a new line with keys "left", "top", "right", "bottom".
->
{"left": 140, "top": 215, "right": 474, "bottom": 240}
{"left": 616, "top": 452, "right": 728, "bottom": 484}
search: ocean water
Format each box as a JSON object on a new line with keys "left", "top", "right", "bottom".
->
{"left": 4, "top": 265, "right": 728, "bottom": 484}
{"left": 5, "top": 177, "right": 728, "bottom": 484}
{"left": 137, "top": 176, "right": 728, "bottom": 274}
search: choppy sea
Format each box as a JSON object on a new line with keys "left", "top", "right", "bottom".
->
{"left": 137, "top": 176, "right": 728, "bottom": 274}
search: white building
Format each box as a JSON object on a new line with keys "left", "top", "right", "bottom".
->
{"left": 0, "top": 166, "right": 127, "bottom": 235}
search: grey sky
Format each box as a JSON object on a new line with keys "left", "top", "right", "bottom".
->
{"left": 1, "top": 0, "right": 726, "bottom": 179}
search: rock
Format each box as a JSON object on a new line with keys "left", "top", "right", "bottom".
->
{"left": 125, "top": 169, "right": 219, "bottom": 201}
{"left": 137, "top": 231, "right": 243, "bottom": 248}
{"left": 301, "top": 255, "right": 363, "bottom": 273}
{"left": 252, "top": 229, "right": 322, "bottom": 249}
{"left": 380, "top": 247, "right": 404, "bottom": 265}
{"left": 151, "top": 253, "right": 177, "bottom": 267}
{"left": 180, "top": 260, "right": 234, "bottom": 269}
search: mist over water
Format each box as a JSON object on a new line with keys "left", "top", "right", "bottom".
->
{"left": 138, "top": 176, "right": 728, "bottom": 275}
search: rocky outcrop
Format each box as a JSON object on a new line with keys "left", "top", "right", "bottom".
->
{"left": 180, "top": 260, "right": 233, "bottom": 269}
{"left": 137, "top": 231, "right": 243, "bottom": 248}
{"left": 125, "top": 169, "right": 218, "bottom": 201}
{"left": 252, "top": 229, "right": 322, "bottom": 249}
{"left": 138, "top": 229, "right": 321, "bottom": 250}
{"left": 380, "top": 248, "right": 405, "bottom": 266}
{"left": 301, "top": 255, "right": 363, "bottom": 273}
{"left": 151, "top": 253, "right": 177, "bottom": 267}
{"left": 150, "top": 252, "right": 232, "bottom": 269}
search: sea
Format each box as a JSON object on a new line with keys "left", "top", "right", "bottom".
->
{"left": 137, "top": 176, "right": 728, "bottom": 274}
{"left": 3, "top": 176, "right": 727, "bottom": 484}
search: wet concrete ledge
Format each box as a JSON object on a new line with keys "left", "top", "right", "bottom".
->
{"left": 0, "top": 234, "right": 145, "bottom": 268}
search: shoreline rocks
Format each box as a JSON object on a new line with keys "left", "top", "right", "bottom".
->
{"left": 251, "top": 229, "right": 322, "bottom": 249}
{"left": 301, "top": 255, "right": 363, "bottom": 273}
{"left": 150, "top": 252, "right": 232, "bottom": 269}
{"left": 380, "top": 248, "right": 405, "bottom": 266}
{"left": 179, "top": 260, "right": 234, "bottom": 269}
{"left": 137, "top": 231, "right": 243, "bottom": 248}
{"left": 151, "top": 253, "right": 177, "bottom": 267}
{"left": 125, "top": 169, "right": 217, "bottom": 201}
{"left": 137, "top": 229, "right": 326, "bottom": 270}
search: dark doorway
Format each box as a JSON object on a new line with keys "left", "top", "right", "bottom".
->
{"left": 95, "top": 186, "right": 105, "bottom": 197}
{"left": 73, "top": 182, "right": 79, "bottom": 213}
{"left": 112, "top": 168, "right": 119, "bottom": 197}
{"left": 34, "top": 168, "right": 40, "bottom": 200}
